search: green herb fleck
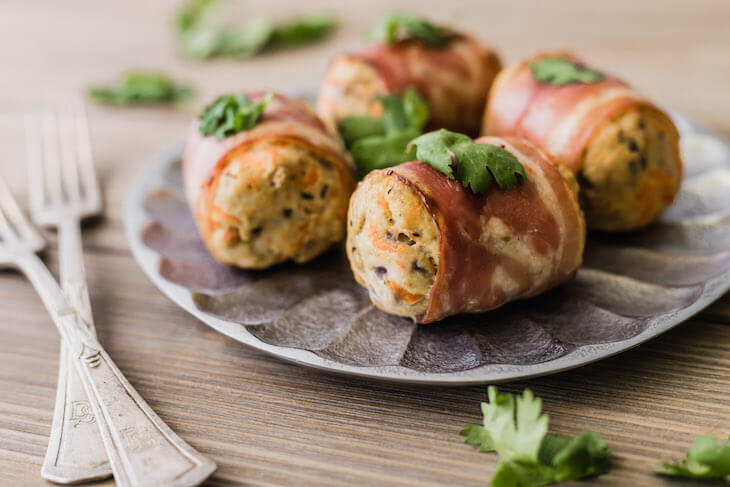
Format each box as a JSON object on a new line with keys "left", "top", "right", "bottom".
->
{"left": 88, "top": 72, "right": 192, "bottom": 106}
{"left": 199, "top": 92, "right": 273, "bottom": 140}
{"left": 407, "top": 130, "right": 527, "bottom": 194}
{"left": 530, "top": 57, "right": 604, "bottom": 86}
{"left": 270, "top": 13, "right": 338, "bottom": 47}
{"left": 655, "top": 435, "right": 730, "bottom": 479}
{"left": 461, "top": 387, "right": 611, "bottom": 487}
{"left": 175, "top": 0, "right": 337, "bottom": 59}
{"left": 350, "top": 130, "right": 420, "bottom": 176}
{"left": 338, "top": 88, "right": 428, "bottom": 177}
{"left": 366, "top": 12, "right": 452, "bottom": 47}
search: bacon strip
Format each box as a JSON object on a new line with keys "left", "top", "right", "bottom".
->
{"left": 182, "top": 92, "right": 354, "bottom": 245}
{"left": 483, "top": 52, "right": 674, "bottom": 173}
{"left": 320, "top": 35, "right": 501, "bottom": 136}
{"left": 388, "top": 136, "right": 585, "bottom": 323}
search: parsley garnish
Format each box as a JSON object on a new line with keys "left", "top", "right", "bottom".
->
{"left": 407, "top": 130, "right": 527, "bottom": 194}
{"left": 655, "top": 435, "right": 730, "bottom": 480}
{"left": 198, "top": 93, "right": 273, "bottom": 139}
{"left": 460, "top": 387, "right": 611, "bottom": 486}
{"left": 176, "top": 0, "right": 337, "bottom": 59}
{"left": 530, "top": 57, "right": 604, "bottom": 86}
{"left": 339, "top": 88, "right": 428, "bottom": 177}
{"left": 366, "top": 13, "right": 452, "bottom": 47}
{"left": 88, "top": 72, "right": 192, "bottom": 106}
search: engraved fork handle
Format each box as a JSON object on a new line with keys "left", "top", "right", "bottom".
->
{"left": 18, "top": 252, "right": 216, "bottom": 487}
{"left": 43, "top": 218, "right": 113, "bottom": 483}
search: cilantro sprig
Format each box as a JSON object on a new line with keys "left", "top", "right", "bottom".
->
{"left": 176, "top": 0, "right": 337, "bottom": 59}
{"left": 460, "top": 387, "right": 611, "bottom": 487}
{"left": 530, "top": 57, "right": 604, "bottom": 86}
{"left": 199, "top": 93, "right": 273, "bottom": 139}
{"left": 655, "top": 435, "right": 730, "bottom": 480}
{"left": 339, "top": 87, "right": 428, "bottom": 177}
{"left": 366, "top": 12, "right": 452, "bottom": 47}
{"left": 88, "top": 72, "right": 192, "bottom": 106}
{"left": 408, "top": 130, "right": 527, "bottom": 194}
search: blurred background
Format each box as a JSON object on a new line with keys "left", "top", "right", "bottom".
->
{"left": 1, "top": 0, "right": 728, "bottom": 131}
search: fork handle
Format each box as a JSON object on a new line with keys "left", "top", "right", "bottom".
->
{"left": 43, "top": 218, "right": 113, "bottom": 483}
{"left": 18, "top": 253, "right": 216, "bottom": 487}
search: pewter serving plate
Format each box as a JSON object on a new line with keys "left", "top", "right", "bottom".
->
{"left": 124, "top": 110, "right": 730, "bottom": 385}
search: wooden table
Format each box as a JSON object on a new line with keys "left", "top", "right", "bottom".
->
{"left": 1, "top": 1, "right": 729, "bottom": 485}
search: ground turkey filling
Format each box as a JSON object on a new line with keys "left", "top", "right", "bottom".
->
{"left": 318, "top": 57, "right": 386, "bottom": 131}
{"left": 347, "top": 171, "right": 440, "bottom": 318}
{"left": 209, "top": 138, "right": 347, "bottom": 269}
{"left": 579, "top": 107, "right": 680, "bottom": 231}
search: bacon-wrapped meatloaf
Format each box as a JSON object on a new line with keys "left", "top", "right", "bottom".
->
{"left": 317, "top": 34, "right": 501, "bottom": 137}
{"left": 483, "top": 52, "right": 682, "bottom": 231}
{"left": 183, "top": 92, "right": 355, "bottom": 269}
{"left": 347, "top": 136, "right": 585, "bottom": 323}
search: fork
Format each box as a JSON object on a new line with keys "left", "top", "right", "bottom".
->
{"left": 27, "top": 101, "right": 110, "bottom": 483}
{"left": 17, "top": 107, "right": 216, "bottom": 486}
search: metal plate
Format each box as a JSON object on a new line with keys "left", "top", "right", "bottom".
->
{"left": 123, "top": 111, "right": 730, "bottom": 385}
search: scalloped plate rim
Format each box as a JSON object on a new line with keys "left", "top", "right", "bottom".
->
{"left": 123, "top": 110, "right": 730, "bottom": 386}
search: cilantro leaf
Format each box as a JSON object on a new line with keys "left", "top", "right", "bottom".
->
{"left": 88, "top": 72, "right": 192, "bottom": 106}
{"left": 550, "top": 432, "right": 611, "bottom": 481}
{"left": 339, "top": 116, "right": 386, "bottom": 147}
{"left": 339, "top": 88, "right": 429, "bottom": 177}
{"left": 218, "top": 17, "right": 275, "bottom": 57}
{"left": 350, "top": 129, "right": 419, "bottom": 177}
{"left": 199, "top": 92, "right": 273, "bottom": 139}
{"left": 655, "top": 435, "right": 730, "bottom": 479}
{"left": 270, "top": 13, "right": 338, "bottom": 47}
{"left": 176, "top": 0, "right": 218, "bottom": 33}
{"left": 459, "top": 424, "right": 495, "bottom": 453}
{"left": 380, "top": 88, "right": 429, "bottom": 134}
{"left": 530, "top": 57, "right": 604, "bottom": 86}
{"left": 366, "top": 12, "right": 452, "bottom": 47}
{"left": 407, "top": 130, "right": 527, "bottom": 194}
{"left": 461, "top": 387, "right": 611, "bottom": 487}
{"left": 175, "top": 0, "right": 337, "bottom": 59}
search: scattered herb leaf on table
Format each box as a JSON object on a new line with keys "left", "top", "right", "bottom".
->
{"left": 175, "top": 0, "right": 338, "bottom": 59}
{"left": 460, "top": 387, "right": 611, "bottom": 486}
{"left": 655, "top": 435, "right": 730, "bottom": 480}
{"left": 88, "top": 72, "right": 192, "bottom": 106}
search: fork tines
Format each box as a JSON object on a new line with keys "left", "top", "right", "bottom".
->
{"left": 0, "top": 176, "right": 45, "bottom": 251}
{"left": 26, "top": 101, "right": 101, "bottom": 226}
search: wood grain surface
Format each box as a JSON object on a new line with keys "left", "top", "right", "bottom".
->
{"left": 1, "top": 0, "right": 729, "bottom": 485}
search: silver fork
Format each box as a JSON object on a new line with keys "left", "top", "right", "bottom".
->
{"left": 27, "top": 101, "right": 110, "bottom": 484}
{"left": 19, "top": 106, "right": 216, "bottom": 487}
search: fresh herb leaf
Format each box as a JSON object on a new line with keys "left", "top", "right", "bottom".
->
{"left": 461, "top": 387, "right": 611, "bottom": 487}
{"left": 459, "top": 424, "right": 494, "bottom": 453}
{"left": 350, "top": 129, "right": 419, "bottom": 176}
{"left": 199, "top": 92, "right": 273, "bottom": 139}
{"left": 175, "top": 0, "right": 337, "bottom": 59}
{"left": 549, "top": 432, "right": 612, "bottom": 481}
{"left": 339, "top": 116, "right": 386, "bottom": 147}
{"left": 655, "top": 435, "right": 730, "bottom": 479}
{"left": 218, "top": 17, "right": 275, "bottom": 57}
{"left": 530, "top": 57, "right": 604, "bottom": 86}
{"left": 88, "top": 72, "right": 192, "bottom": 106}
{"left": 270, "top": 13, "right": 338, "bottom": 47}
{"left": 366, "top": 12, "right": 451, "bottom": 47}
{"left": 380, "top": 88, "right": 429, "bottom": 134}
{"left": 339, "top": 87, "right": 429, "bottom": 177}
{"left": 407, "top": 130, "right": 527, "bottom": 194}
{"left": 177, "top": 0, "right": 218, "bottom": 33}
